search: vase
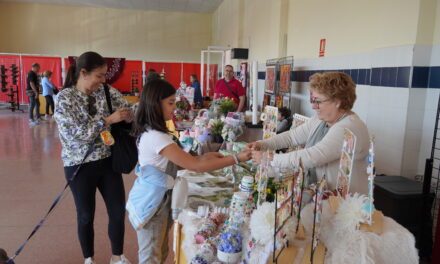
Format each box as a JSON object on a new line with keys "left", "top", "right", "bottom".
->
{"left": 212, "top": 134, "right": 224, "bottom": 143}
{"left": 217, "top": 250, "right": 242, "bottom": 263}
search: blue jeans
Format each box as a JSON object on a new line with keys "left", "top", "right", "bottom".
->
{"left": 28, "top": 95, "right": 40, "bottom": 120}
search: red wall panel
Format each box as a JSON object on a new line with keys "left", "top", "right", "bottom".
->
{"left": 0, "top": 55, "right": 21, "bottom": 103}
{"left": 110, "top": 60, "right": 143, "bottom": 93}
{"left": 21, "top": 56, "right": 62, "bottom": 104}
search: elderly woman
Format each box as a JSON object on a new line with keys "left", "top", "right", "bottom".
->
{"left": 249, "top": 72, "right": 369, "bottom": 195}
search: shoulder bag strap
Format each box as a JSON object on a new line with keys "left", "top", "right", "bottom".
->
{"left": 103, "top": 83, "right": 113, "bottom": 114}
{"left": 223, "top": 79, "right": 239, "bottom": 101}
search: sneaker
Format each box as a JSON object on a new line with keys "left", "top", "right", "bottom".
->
{"left": 37, "top": 117, "right": 47, "bottom": 122}
{"left": 84, "top": 257, "right": 96, "bottom": 264}
{"left": 109, "top": 255, "right": 131, "bottom": 264}
{"left": 29, "top": 119, "right": 38, "bottom": 126}
{"left": 45, "top": 114, "right": 51, "bottom": 119}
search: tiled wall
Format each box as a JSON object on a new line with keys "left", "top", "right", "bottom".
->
{"left": 254, "top": 44, "right": 440, "bottom": 178}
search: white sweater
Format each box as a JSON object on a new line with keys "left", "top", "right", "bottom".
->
{"left": 259, "top": 114, "right": 370, "bottom": 195}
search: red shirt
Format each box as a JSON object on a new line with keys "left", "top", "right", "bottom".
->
{"left": 214, "top": 78, "right": 245, "bottom": 105}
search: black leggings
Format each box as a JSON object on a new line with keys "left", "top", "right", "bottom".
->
{"left": 45, "top": 95, "right": 54, "bottom": 115}
{"left": 64, "top": 157, "right": 126, "bottom": 258}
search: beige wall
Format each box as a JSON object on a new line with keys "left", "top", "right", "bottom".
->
{"left": 212, "top": 0, "right": 435, "bottom": 60}
{"left": 0, "top": 2, "right": 212, "bottom": 61}
{"left": 212, "top": 0, "right": 289, "bottom": 62}
{"left": 434, "top": 0, "right": 440, "bottom": 44}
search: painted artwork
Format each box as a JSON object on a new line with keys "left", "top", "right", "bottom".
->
{"left": 240, "top": 62, "right": 248, "bottom": 88}
{"left": 263, "top": 94, "right": 271, "bottom": 108}
{"left": 311, "top": 178, "right": 326, "bottom": 263}
{"left": 279, "top": 64, "right": 291, "bottom": 93}
{"left": 336, "top": 128, "right": 357, "bottom": 198}
{"left": 262, "top": 106, "right": 278, "bottom": 140}
{"left": 265, "top": 66, "right": 276, "bottom": 93}
{"left": 276, "top": 95, "right": 283, "bottom": 108}
{"left": 283, "top": 96, "right": 290, "bottom": 108}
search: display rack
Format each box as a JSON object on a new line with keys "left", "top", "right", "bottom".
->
{"left": 0, "top": 64, "right": 22, "bottom": 112}
{"left": 263, "top": 56, "right": 294, "bottom": 110}
{"left": 427, "top": 91, "right": 440, "bottom": 262}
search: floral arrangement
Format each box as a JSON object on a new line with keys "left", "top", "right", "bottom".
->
{"left": 217, "top": 227, "right": 243, "bottom": 254}
{"left": 176, "top": 95, "right": 191, "bottom": 111}
{"left": 221, "top": 123, "right": 243, "bottom": 142}
{"left": 208, "top": 119, "right": 225, "bottom": 136}
{"left": 211, "top": 97, "right": 237, "bottom": 116}
{"left": 334, "top": 193, "right": 370, "bottom": 234}
{"left": 252, "top": 177, "right": 283, "bottom": 204}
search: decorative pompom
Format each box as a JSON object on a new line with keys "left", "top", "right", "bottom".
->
{"left": 334, "top": 193, "right": 369, "bottom": 234}
{"left": 250, "top": 202, "right": 275, "bottom": 244}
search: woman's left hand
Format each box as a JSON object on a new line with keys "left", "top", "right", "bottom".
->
{"left": 251, "top": 150, "right": 265, "bottom": 165}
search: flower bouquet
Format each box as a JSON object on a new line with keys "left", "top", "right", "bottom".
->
{"left": 210, "top": 97, "right": 237, "bottom": 116}
{"left": 209, "top": 119, "right": 225, "bottom": 143}
{"left": 217, "top": 227, "right": 243, "bottom": 263}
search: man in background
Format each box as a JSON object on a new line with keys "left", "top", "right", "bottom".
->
{"left": 214, "top": 65, "right": 245, "bottom": 112}
{"left": 26, "top": 63, "right": 41, "bottom": 125}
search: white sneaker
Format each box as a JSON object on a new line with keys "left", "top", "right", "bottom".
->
{"left": 109, "top": 255, "right": 131, "bottom": 264}
{"left": 84, "top": 257, "right": 96, "bottom": 264}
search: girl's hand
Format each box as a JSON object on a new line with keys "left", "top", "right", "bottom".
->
{"left": 247, "top": 141, "right": 262, "bottom": 151}
{"left": 237, "top": 150, "right": 252, "bottom": 162}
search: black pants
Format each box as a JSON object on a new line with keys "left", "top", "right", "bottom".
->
{"left": 28, "top": 95, "right": 40, "bottom": 120}
{"left": 64, "top": 157, "right": 126, "bottom": 258}
{"left": 44, "top": 95, "right": 54, "bottom": 115}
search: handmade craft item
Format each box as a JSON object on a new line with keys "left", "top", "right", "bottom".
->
{"left": 311, "top": 178, "right": 326, "bottom": 263}
{"left": 100, "top": 131, "right": 115, "bottom": 146}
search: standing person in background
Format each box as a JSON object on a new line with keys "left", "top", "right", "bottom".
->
{"left": 26, "top": 63, "right": 42, "bottom": 125}
{"left": 190, "top": 74, "right": 203, "bottom": 107}
{"left": 54, "top": 51, "right": 133, "bottom": 264}
{"left": 214, "top": 65, "right": 246, "bottom": 112}
{"left": 42, "top": 70, "right": 56, "bottom": 118}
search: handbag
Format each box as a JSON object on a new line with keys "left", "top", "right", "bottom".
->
{"left": 103, "top": 84, "right": 138, "bottom": 174}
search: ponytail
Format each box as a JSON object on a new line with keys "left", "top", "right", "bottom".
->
{"left": 63, "top": 64, "right": 77, "bottom": 88}
{"left": 62, "top": 51, "right": 107, "bottom": 89}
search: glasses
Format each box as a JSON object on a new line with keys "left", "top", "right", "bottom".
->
{"left": 87, "top": 96, "right": 97, "bottom": 116}
{"left": 311, "top": 97, "right": 331, "bottom": 108}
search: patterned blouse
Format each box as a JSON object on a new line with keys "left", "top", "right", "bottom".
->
{"left": 54, "top": 85, "right": 132, "bottom": 167}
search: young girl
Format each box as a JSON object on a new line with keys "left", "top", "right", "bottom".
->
{"left": 128, "top": 79, "right": 251, "bottom": 264}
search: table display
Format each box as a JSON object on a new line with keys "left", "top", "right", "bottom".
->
{"left": 171, "top": 119, "right": 419, "bottom": 264}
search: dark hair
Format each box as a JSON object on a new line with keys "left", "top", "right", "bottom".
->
{"left": 32, "top": 63, "right": 40, "bottom": 68}
{"left": 63, "top": 51, "right": 107, "bottom": 88}
{"left": 190, "top": 74, "right": 198, "bottom": 81}
{"left": 146, "top": 71, "right": 160, "bottom": 83}
{"left": 278, "top": 107, "right": 291, "bottom": 119}
{"left": 133, "top": 79, "right": 176, "bottom": 136}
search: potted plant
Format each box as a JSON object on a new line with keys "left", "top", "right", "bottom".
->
{"left": 210, "top": 120, "right": 225, "bottom": 143}
{"left": 218, "top": 97, "right": 237, "bottom": 116}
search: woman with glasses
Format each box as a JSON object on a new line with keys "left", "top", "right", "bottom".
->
{"left": 248, "top": 72, "right": 370, "bottom": 195}
{"left": 54, "top": 52, "right": 133, "bottom": 264}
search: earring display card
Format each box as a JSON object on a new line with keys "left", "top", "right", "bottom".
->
{"left": 311, "top": 178, "right": 326, "bottom": 263}
{"left": 365, "top": 136, "right": 376, "bottom": 225}
{"left": 262, "top": 106, "right": 278, "bottom": 139}
{"left": 336, "top": 128, "right": 357, "bottom": 198}
{"left": 294, "top": 162, "right": 305, "bottom": 232}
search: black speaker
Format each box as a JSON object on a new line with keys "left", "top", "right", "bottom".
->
{"left": 231, "top": 48, "right": 249, "bottom": 59}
